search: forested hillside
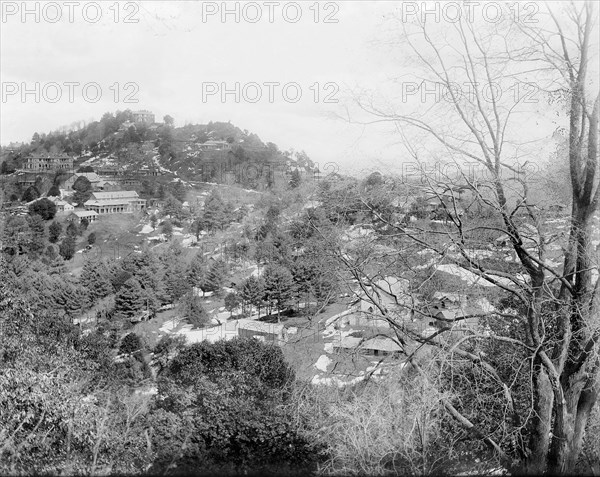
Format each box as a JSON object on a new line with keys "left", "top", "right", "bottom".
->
{"left": 0, "top": 110, "right": 317, "bottom": 188}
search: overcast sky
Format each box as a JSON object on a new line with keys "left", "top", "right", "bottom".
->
{"left": 1, "top": 1, "right": 591, "bottom": 176}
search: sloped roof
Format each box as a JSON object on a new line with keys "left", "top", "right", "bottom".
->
{"left": 90, "top": 191, "right": 139, "bottom": 200}
{"left": 75, "top": 172, "right": 101, "bottom": 183}
{"left": 333, "top": 335, "right": 402, "bottom": 353}
{"left": 85, "top": 199, "right": 136, "bottom": 207}
{"left": 71, "top": 210, "right": 98, "bottom": 217}
{"left": 236, "top": 319, "right": 285, "bottom": 335}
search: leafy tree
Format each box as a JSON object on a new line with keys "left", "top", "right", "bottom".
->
{"left": 72, "top": 176, "right": 92, "bottom": 206}
{"left": 66, "top": 222, "right": 79, "bottom": 237}
{"left": 28, "top": 198, "right": 57, "bottom": 220}
{"left": 1, "top": 159, "right": 17, "bottom": 174}
{"left": 87, "top": 232, "right": 96, "bottom": 245}
{"left": 163, "top": 114, "right": 174, "bottom": 127}
{"left": 364, "top": 171, "right": 384, "bottom": 189}
{"left": 80, "top": 217, "right": 89, "bottom": 231}
{"left": 1, "top": 216, "right": 31, "bottom": 256}
{"left": 22, "top": 185, "right": 40, "bottom": 203}
{"left": 76, "top": 165, "right": 94, "bottom": 173}
{"left": 224, "top": 292, "right": 241, "bottom": 317}
{"left": 114, "top": 277, "right": 146, "bottom": 319}
{"left": 58, "top": 235, "right": 76, "bottom": 261}
{"left": 152, "top": 335, "right": 186, "bottom": 373}
{"left": 150, "top": 213, "right": 158, "bottom": 230}
{"left": 162, "top": 196, "right": 183, "bottom": 219}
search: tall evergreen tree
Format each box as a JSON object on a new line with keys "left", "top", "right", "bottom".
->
{"left": 114, "top": 278, "right": 146, "bottom": 319}
{"left": 46, "top": 184, "right": 60, "bottom": 197}
{"left": 22, "top": 186, "right": 40, "bottom": 203}
{"left": 80, "top": 258, "right": 113, "bottom": 302}
{"left": 237, "top": 275, "right": 265, "bottom": 317}
{"left": 26, "top": 214, "right": 46, "bottom": 257}
{"left": 263, "top": 265, "right": 296, "bottom": 322}
{"left": 204, "top": 259, "right": 228, "bottom": 293}
{"left": 58, "top": 235, "right": 76, "bottom": 261}
{"left": 48, "top": 221, "right": 62, "bottom": 243}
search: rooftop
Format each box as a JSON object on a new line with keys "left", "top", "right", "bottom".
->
{"left": 90, "top": 191, "right": 140, "bottom": 200}
{"left": 71, "top": 210, "right": 98, "bottom": 217}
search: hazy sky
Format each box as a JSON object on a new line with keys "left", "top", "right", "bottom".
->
{"left": 1, "top": 1, "right": 590, "bottom": 176}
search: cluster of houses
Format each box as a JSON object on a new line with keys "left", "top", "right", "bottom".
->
{"left": 327, "top": 275, "right": 495, "bottom": 358}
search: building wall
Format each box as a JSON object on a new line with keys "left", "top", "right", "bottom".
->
{"left": 132, "top": 111, "right": 155, "bottom": 124}
{"left": 23, "top": 156, "right": 73, "bottom": 173}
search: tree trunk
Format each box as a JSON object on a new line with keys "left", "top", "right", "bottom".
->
{"left": 523, "top": 365, "right": 554, "bottom": 474}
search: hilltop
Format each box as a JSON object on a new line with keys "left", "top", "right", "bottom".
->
{"left": 0, "top": 110, "right": 319, "bottom": 189}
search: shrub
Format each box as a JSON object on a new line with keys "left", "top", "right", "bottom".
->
{"left": 119, "top": 332, "right": 143, "bottom": 354}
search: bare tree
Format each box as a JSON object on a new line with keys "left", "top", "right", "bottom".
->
{"left": 323, "top": 3, "right": 598, "bottom": 474}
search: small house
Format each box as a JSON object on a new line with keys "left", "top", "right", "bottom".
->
{"left": 333, "top": 335, "right": 403, "bottom": 357}
{"left": 51, "top": 199, "right": 75, "bottom": 214}
{"left": 68, "top": 210, "right": 98, "bottom": 224}
{"left": 236, "top": 319, "right": 288, "bottom": 346}
{"left": 347, "top": 276, "right": 410, "bottom": 329}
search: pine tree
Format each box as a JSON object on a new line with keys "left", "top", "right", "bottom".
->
{"left": 114, "top": 278, "right": 146, "bottom": 318}
{"left": 48, "top": 221, "right": 62, "bottom": 243}
{"left": 202, "top": 190, "right": 230, "bottom": 231}
{"left": 204, "top": 259, "right": 227, "bottom": 293}
{"left": 188, "top": 252, "right": 207, "bottom": 289}
{"left": 22, "top": 186, "right": 40, "bottom": 203}
{"left": 80, "top": 258, "right": 113, "bottom": 302}
{"left": 58, "top": 236, "right": 76, "bottom": 261}
{"left": 47, "top": 184, "right": 60, "bottom": 197}
{"left": 237, "top": 275, "right": 265, "bottom": 317}
{"left": 164, "top": 257, "right": 191, "bottom": 302}
{"left": 180, "top": 291, "right": 209, "bottom": 328}
{"left": 263, "top": 265, "right": 296, "bottom": 322}
{"left": 26, "top": 214, "right": 46, "bottom": 257}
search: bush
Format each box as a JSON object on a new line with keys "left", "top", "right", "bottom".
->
{"left": 87, "top": 232, "right": 96, "bottom": 245}
{"left": 150, "top": 339, "right": 318, "bottom": 474}
{"left": 119, "top": 332, "right": 143, "bottom": 354}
